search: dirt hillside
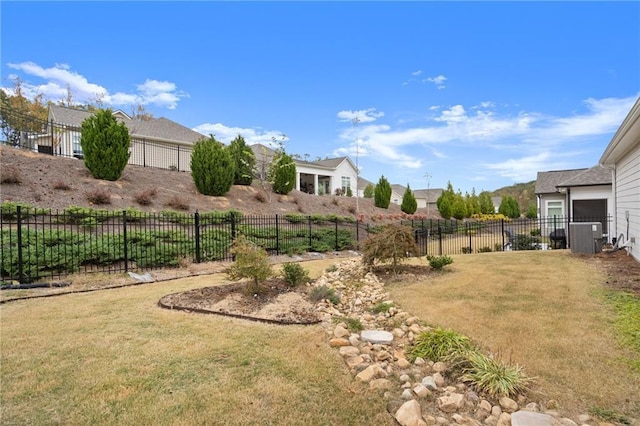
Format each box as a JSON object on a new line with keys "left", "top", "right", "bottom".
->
{"left": 0, "top": 146, "right": 438, "bottom": 222}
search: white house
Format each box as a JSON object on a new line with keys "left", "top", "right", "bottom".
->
{"left": 599, "top": 96, "right": 640, "bottom": 262}
{"left": 251, "top": 144, "right": 359, "bottom": 196}
{"left": 37, "top": 105, "right": 204, "bottom": 171}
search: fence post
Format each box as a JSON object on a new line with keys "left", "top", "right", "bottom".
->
{"left": 356, "top": 219, "right": 360, "bottom": 250}
{"left": 123, "top": 210, "right": 129, "bottom": 272}
{"left": 16, "top": 205, "right": 24, "bottom": 283}
{"left": 334, "top": 218, "right": 339, "bottom": 251}
{"left": 231, "top": 212, "right": 237, "bottom": 241}
{"left": 275, "top": 215, "right": 280, "bottom": 255}
{"left": 308, "top": 216, "right": 313, "bottom": 249}
{"left": 438, "top": 224, "right": 443, "bottom": 255}
{"left": 143, "top": 139, "right": 146, "bottom": 168}
{"left": 177, "top": 146, "right": 181, "bottom": 172}
{"left": 467, "top": 222, "right": 472, "bottom": 254}
{"left": 501, "top": 219, "right": 505, "bottom": 249}
{"left": 194, "top": 211, "right": 201, "bottom": 263}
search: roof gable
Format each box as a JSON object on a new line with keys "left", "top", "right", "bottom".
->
{"left": 48, "top": 105, "right": 203, "bottom": 144}
{"left": 535, "top": 169, "right": 586, "bottom": 194}
{"left": 556, "top": 165, "right": 612, "bottom": 188}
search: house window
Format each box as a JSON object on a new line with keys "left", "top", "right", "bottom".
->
{"left": 72, "top": 135, "right": 83, "bottom": 158}
{"left": 341, "top": 176, "right": 350, "bottom": 193}
{"left": 546, "top": 201, "right": 563, "bottom": 218}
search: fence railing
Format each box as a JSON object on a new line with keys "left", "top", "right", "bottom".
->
{"left": 1, "top": 206, "right": 612, "bottom": 283}
{"left": 0, "top": 207, "right": 368, "bottom": 283}
{"left": 0, "top": 107, "right": 195, "bottom": 172}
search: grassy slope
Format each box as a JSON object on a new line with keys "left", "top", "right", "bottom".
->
{"left": 389, "top": 251, "right": 640, "bottom": 418}
{"left": 0, "top": 259, "right": 395, "bottom": 426}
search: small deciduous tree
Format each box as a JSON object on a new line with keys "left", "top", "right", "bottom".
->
{"left": 228, "top": 135, "right": 255, "bottom": 186}
{"left": 363, "top": 184, "right": 375, "bottom": 198}
{"left": 452, "top": 191, "right": 468, "bottom": 220}
{"left": 374, "top": 175, "right": 392, "bottom": 209}
{"left": 401, "top": 184, "right": 418, "bottom": 214}
{"left": 80, "top": 109, "right": 131, "bottom": 181}
{"left": 525, "top": 204, "right": 537, "bottom": 219}
{"left": 361, "top": 224, "right": 419, "bottom": 274}
{"left": 226, "top": 235, "right": 273, "bottom": 294}
{"left": 346, "top": 186, "right": 353, "bottom": 197}
{"left": 270, "top": 151, "right": 296, "bottom": 195}
{"left": 191, "top": 135, "right": 235, "bottom": 196}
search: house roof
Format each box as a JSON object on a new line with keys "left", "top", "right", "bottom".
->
{"left": 600, "top": 96, "right": 640, "bottom": 166}
{"left": 48, "top": 105, "right": 204, "bottom": 144}
{"left": 250, "top": 143, "right": 357, "bottom": 172}
{"left": 535, "top": 169, "right": 587, "bottom": 194}
{"left": 414, "top": 188, "right": 443, "bottom": 201}
{"left": 556, "top": 165, "right": 612, "bottom": 188}
{"left": 357, "top": 176, "right": 374, "bottom": 189}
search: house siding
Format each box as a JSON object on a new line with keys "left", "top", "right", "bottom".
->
{"left": 614, "top": 143, "right": 640, "bottom": 261}
{"left": 333, "top": 161, "right": 358, "bottom": 195}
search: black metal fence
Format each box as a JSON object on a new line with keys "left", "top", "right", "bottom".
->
{"left": 0, "top": 207, "right": 367, "bottom": 283}
{"left": 1, "top": 205, "right": 612, "bottom": 283}
{"left": 402, "top": 215, "right": 612, "bottom": 256}
{"left": 0, "top": 107, "right": 195, "bottom": 172}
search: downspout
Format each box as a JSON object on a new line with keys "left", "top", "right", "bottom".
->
{"left": 566, "top": 187, "right": 571, "bottom": 246}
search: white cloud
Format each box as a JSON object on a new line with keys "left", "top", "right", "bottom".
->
{"left": 411, "top": 70, "right": 423, "bottom": 76}
{"left": 335, "top": 95, "right": 637, "bottom": 184}
{"left": 424, "top": 74, "right": 447, "bottom": 89}
{"left": 4, "top": 62, "right": 187, "bottom": 109}
{"left": 192, "top": 122, "right": 289, "bottom": 147}
{"left": 336, "top": 108, "right": 384, "bottom": 123}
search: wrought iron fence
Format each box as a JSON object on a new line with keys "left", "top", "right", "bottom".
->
{"left": 401, "top": 215, "right": 612, "bottom": 256}
{"left": 1, "top": 204, "right": 612, "bottom": 283}
{"left": 0, "top": 207, "right": 368, "bottom": 283}
{"left": 0, "top": 107, "right": 195, "bottom": 172}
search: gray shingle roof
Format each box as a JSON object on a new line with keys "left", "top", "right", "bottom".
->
{"left": 414, "top": 188, "right": 443, "bottom": 200}
{"left": 48, "top": 105, "right": 204, "bottom": 144}
{"left": 535, "top": 169, "right": 587, "bottom": 194}
{"left": 557, "top": 165, "right": 612, "bottom": 187}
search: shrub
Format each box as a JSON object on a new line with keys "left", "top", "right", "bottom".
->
{"left": 512, "top": 234, "right": 541, "bottom": 251}
{"left": 166, "top": 195, "right": 189, "bottom": 211}
{"left": 52, "top": 180, "right": 71, "bottom": 190}
{"left": 374, "top": 175, "right": 392, "bottom": 208}
{"left": 270, "top": 151, "right": 296, "bottom": 195}
{"left": 478, "top": 246, "right": 492, "bottom": 253}
{"left": 191, "top": 135, "right": 235, "bottom": 196}
{"left": 80, "top": 109, "right": 131, "bottom": 181}
{"left": 309, "top": 285, "right": 339, "bottom": 304}
{"left": 410, "top": 327, "right": 475, "bottom": 362}
{"left": 1, "top": 166, "right": 22, "bottom": 184}
{"left": 86, "top": 188, "right": 111, "bottom": 205}
{"left": 461, "top": 247, "right": 472, "bottom": 254}
{"left": 525, "top": 205, "right": 537, "bottom": 219}
{"left": 228, "top": 135, "right": 255, "bottom": 185}
{"left": 134, "top": 188, "right": 157, "bottom": 206}
{"left": 281, "top": 262, "right": 310, "bottom": 288}
{"left": 371, "top": 302, "right": 394, "bottom": 314}
{"left": 461, "top": 351, "right": 532, "bottom": 398}
{"left": 363, "top": 184, "right": 375, "bottom": 198}
{"left": 530, "top": 228, "right": 541, "bottom": 236}
{"left": 334, "top": 316, "right": 363, "bottom": 332}
{"left": 401, "top": 184, "right": 418, "bottom": 214}
{"left": 361, "top": 224, "right": 418, "bottom": 274}
{"left": 325, "top": 264, "right": 338, "bottom": 273}
{"left": 427, "top": 255, "right": 454, "bottom": 270}
{"left": 1, "top": 201, "right": 34, "bottom": 220}
{"left": 346, "top": 186, "right": 353, "bottom": 197}
{"left": 226, "top": 235, "right": 273, "bottom": 294}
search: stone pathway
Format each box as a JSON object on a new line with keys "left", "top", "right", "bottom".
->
{"left": 312, "top": 259, "right": 622, "bottom": 426}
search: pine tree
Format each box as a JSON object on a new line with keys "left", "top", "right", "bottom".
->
{"left": 401, "top": 184, "right": 418, "bottom": 214}
{"left": 374, "top": 175, "right": 392, "bottom": 209}
{"left": 452, "top": 191, "right": 468, "bottom": 219}
{"left": 80, "top": 109, "right": 131, "bottom": 181}
{"left": 478, "top": 191, "right": 495, "bottom": 214}
{"left": 498, "top": 196, "right": 521, "bottom": 219}
{"left": 436, "top": 181, "right": 456, "bottom": 218}
{"left": 228, "top": 135, "right": 255, "bottom": 186}
{"left": 191, "top": 136, "right": 235, "bottom": 196}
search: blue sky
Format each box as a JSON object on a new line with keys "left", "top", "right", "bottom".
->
{"left": 2, "top": 1, "right": 639, "bottom": 194}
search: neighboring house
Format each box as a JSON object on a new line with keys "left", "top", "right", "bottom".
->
{"left": 37, "top": 105, "right": 204, "bottom": 171}
{"left": 251, "top": 144, "right": 359, "bottom": 196}
{"left": 357, "top": 176, "right": 375, "bottom": 198}
{"left": 599, "top": 96, "right": 640, "bottom": 262}
{"left": 390, "top": 184, "right": 443, "bottom": 213}
{"left": 535, "top": 166, "right": 613, "bottom": 239}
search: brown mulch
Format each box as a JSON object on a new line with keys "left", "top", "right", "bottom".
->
{"left": 584, "top": 249, "right": 640, "bottom": 296}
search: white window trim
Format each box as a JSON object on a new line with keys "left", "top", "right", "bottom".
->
{"left": 545, "top": 199, "right": 565, "bottom": 218}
